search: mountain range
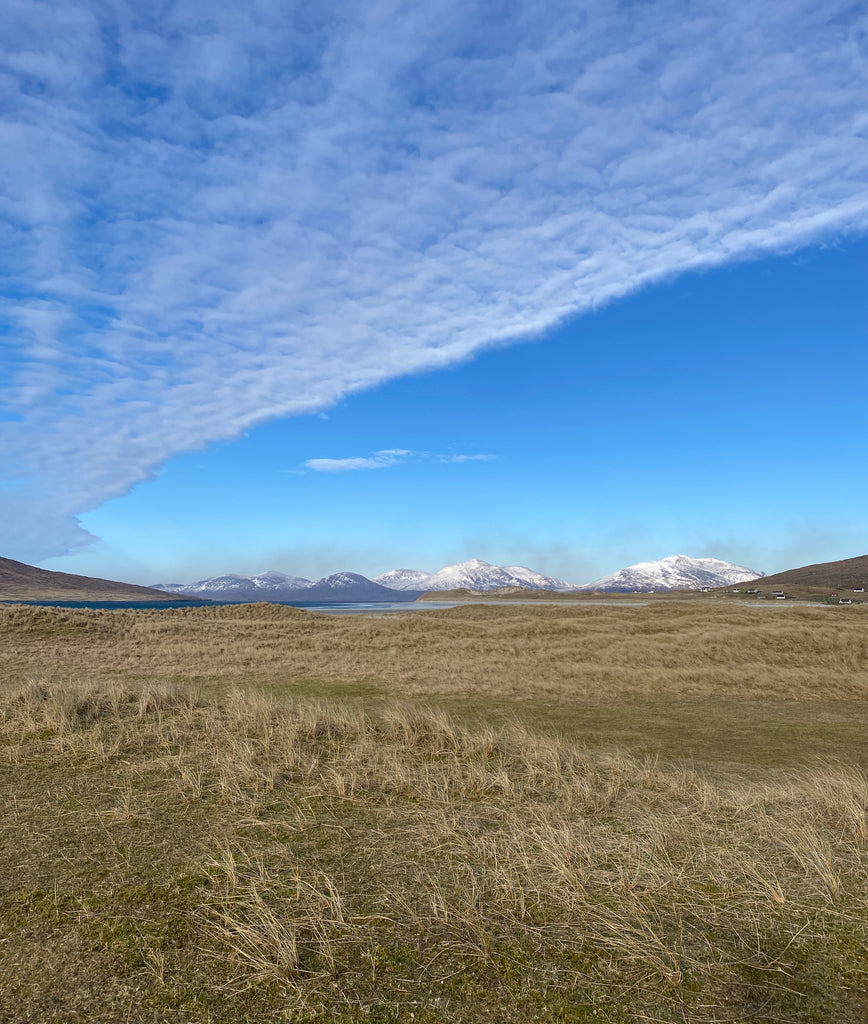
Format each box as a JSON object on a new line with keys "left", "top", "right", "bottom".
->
{"left": 151, "top": 555, "right": 764, "bottom": 601}
{"left": 14, "top": 550, "right": 868, "bottom": 604}
{"left": 154, "top": 571, "right": 420, "bottom": 603}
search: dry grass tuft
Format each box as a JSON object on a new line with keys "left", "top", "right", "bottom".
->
{"left": 202, "top": 849, "right": 349, "bottom": 992}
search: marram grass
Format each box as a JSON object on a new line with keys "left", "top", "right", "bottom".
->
{"left": 1, "top": 676, "right": 866, "bottom": 1023}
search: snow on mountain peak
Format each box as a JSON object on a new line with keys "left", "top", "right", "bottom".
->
{"left": 151, "top": 571, "right": 311, "bottom": 595}
{"left": 372, "top": 568, "right": 432, "bottom": 590}
{"left": 154, "top": 553, "right": 766, "bottom": 600}
{"left": 374, "top": 558, "right": 573, "bottom": 592}
{"left": 503, "top": 565, "right": 573, "bottom": 590}
{"left": 579, "top": 555, "right": 764, "bottom": 593}
{"left": 318, "top": 572, "right": 373, "bottom": 588}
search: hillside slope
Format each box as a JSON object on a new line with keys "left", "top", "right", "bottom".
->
{"left": 0, "top": 555, "right": 191, "bottom": 602}
{"left": 756, "top": 553, "right": 868, "bottom": 589}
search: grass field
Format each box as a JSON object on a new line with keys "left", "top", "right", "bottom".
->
{"left": 0, "top": 602, "right": 866, "bottom": 1022}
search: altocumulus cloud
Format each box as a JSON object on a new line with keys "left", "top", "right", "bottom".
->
{"left": 2, "top": 0, "right": 868, "bottom": 559}
{"left": 304, "top": 450, "right": 494, "bottom": 472}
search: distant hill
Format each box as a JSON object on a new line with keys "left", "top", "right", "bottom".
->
{"left": 297, "top": 573, "right": 421, "bottom": 602}
{"left": 0, "top": 555, "right": 192, "bottom": 602}
{"left": 751, "top": 554, "right": 868, "bottom": 590}
{"left": 153, "top": 570, "right": 421, "bottom": 602}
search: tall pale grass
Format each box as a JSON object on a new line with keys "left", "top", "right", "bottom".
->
{"left": 2, "top": 679, "right": 865, "bottom": 1019}
{"left": 2, "top": 602, "right": 867, "bottom": 702}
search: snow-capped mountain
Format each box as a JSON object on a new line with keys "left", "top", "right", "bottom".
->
{"left": 374, "top": 558, "right": 574, "bottom": 592}
{"left": 153, "top": 571, "right": 312, "bottom": 597}
{"left": 410, "top": 559, "right": 526, "bottom": 592}
{"left": 152, "top": 570, "right": 421, "bottom": 602}
{"left": 372, "top": 568, "right": 433, "bottom": 590}
{"left": 578, "top": 555, "right": 764, "bottom": 593}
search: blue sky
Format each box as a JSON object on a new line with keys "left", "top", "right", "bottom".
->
{"left": 2, "top": 1, "right": 867, "bottom": 585}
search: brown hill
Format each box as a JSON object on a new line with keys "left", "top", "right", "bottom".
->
{"left": 753, "top": 553, "right": 868, "bottom": 590}
{"left": 0, "top": 555, "right": 192, "bottom": 602}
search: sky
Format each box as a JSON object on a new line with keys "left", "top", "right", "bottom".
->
{"left": 2, "top": 0, "right": 867, "bottom": 586}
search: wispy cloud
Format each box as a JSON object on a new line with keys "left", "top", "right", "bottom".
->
{"left": 440, "top": 454, "right": 496, "bottom": 464}
{"left": 2, "top": 0, "right": 868, "bottom": 558}
{"left": 305, "top": 450, "right": 412, "bottom": 472}
{"left": 304, "top": 449, "right": 494, "bottom": 472}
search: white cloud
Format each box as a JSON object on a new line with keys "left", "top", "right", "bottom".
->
{"left": 305, "top": 450, "right": 412, "bottom": 472}
{"left": 440, "top": 454, "right": 496, "bottom": 464}
{"left": 2, "top": 0, "right": 868, "bottom": 559}
{"left": 303, "top": 449, "right": 494, "bottom": 471}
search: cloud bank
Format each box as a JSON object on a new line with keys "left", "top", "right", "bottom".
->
{"left": 2, "top": 0, "right": 868, "bottom": 559}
